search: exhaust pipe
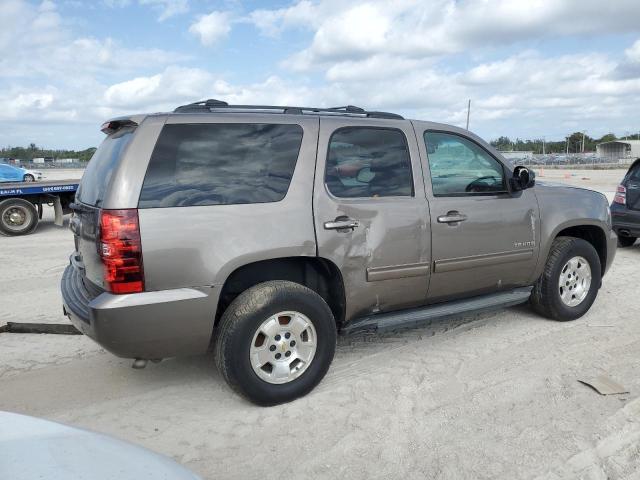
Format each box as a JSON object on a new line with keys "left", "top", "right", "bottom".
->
{"left": 132, "top": 358, "right": 148, "bottom": 369}
{"left": 131, "top": 358, "right": 162, "bottom": 369}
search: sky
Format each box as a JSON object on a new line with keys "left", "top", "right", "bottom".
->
{"left": 1, "top": 0, "right": 640, "bottom": 150}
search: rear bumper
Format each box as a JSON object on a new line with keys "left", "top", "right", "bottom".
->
{"left": 611, "top": 203, "right": 640, "bottom": 237}
{"left": 61, "top": 264, "right": 217, "bottom": 359}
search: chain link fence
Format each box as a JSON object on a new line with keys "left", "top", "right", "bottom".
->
{"left": 17, "top": 161, "right": 88, "bottom": 170}
{"left": 502, "top": 152, "right": 635, "bottom": 169}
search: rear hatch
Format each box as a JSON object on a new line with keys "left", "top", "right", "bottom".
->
{"left": 71, "top": 124, "right": 136, "bottom": 291}
{"left": 624, "top": 159, "right": 640, "bottom": 210}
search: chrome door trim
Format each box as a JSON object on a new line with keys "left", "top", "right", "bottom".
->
{"left": 366, "top": 262, "right": 430, "bottom": 282}
{"left": 434, "top": 249, "right": 534, "bottom": 273}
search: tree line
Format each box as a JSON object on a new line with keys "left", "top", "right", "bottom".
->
{"left": 489, "top": 132, "right": 627, "bottom": 154}
{"left": 0, "top": 143, "right": 97, "bottom": 162}
{"left": 2, "top": 131, "right": 637, "bottom": 162}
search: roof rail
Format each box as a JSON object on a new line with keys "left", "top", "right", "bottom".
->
{"left": 173, "top": 99, "right": 404, "bottom": 120}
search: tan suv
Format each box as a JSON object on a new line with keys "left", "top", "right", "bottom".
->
{"left": 62, "top": 100, "right": 616, "bottom": 405}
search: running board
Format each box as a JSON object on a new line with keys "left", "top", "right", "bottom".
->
{"left": 341, "top": 287, "right": 533, "bottom": 335}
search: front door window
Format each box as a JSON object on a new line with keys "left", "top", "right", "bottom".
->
{"left": 424, "top": 131, "right": 506, "bottom": 195}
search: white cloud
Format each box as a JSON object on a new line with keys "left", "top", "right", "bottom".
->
{"left": 102, "top": 67, "right": 318, "bottom": 113}
{"left": 248, "top": 0, "right": 319, "bottom": 36}
{"left": 140, "top": 0, "right": 188, "bottom": 21}
{"left": 105, "top": 0, "right": 188, "bottom": 20}
{"left": 3, "top": 0, "right": 640, "bottom": 149}
{"left": 0, "top": 1, "right": 183, "bottom": 78}
{"left": 253, "top": 0, "right": 640, "bottom": 72}
{"left": 189, "top": 11, "right": 232, "bottom": 47}
{"left": 624, "top": 39, "right": 640, "bottom": 63}
{"left": 0, "top": 0, "right": 186, "bottom": 140}
{"left": 104, "top": 67, "right": 215, "bottom": 109}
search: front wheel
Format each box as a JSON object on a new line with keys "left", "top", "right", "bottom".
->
{"left": 530, "top": 237, "right": 601, "bottom": 321}
{"left": 215, "top": 280, "right": 337, "bottom": 406}
{"left": 23, "top": 174, "right": 35, "bottom": 182}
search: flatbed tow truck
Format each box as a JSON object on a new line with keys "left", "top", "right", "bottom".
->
{"left": 0, "top": 180, "right": 78, "bottom": 236}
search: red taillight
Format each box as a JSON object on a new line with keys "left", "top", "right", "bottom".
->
{"left": 99, "top": 209, "right": 144, "bottom": 294}
{"left": 613, "top": 184, "right": 626, "bottom": 205}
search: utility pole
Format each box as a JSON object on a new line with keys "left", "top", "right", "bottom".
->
{"left": 465, "top": 99, "right": 471, "bottom": 130}
{"left": 542, "top": 136, "right": 546, "bottom": 155}
{"left": 581, "top": 131, "right": 586, "bottom": 153}
{"left": 566, "top": 136, "right": 569, "bottom": 154}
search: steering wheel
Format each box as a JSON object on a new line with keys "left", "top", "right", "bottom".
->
{"left": 465, "top": 176, "right": 499, "bottom": 193}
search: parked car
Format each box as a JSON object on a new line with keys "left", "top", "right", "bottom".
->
{"left": 0, "top": 411, "right": 201, "bottom": 480}
{"left": 611, "top": 158, "right": 640, "bottom": 247}
{"left": 61, "top": 100, "right": 616, "bottom": 405}
{"left": 0, "top": 163, "right": 42, "bottom": 182}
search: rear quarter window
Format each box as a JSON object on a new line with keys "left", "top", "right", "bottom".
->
{"left": 138, "top": 123, "right": 303, "bottom": 208}
{"left": 628, "top": 162, "right": 640, "bottom": 181}
{"left": 77, "top": 128, "right": 134, "bottom": 206}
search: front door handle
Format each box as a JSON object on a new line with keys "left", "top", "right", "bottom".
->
{"left": 324, "top": 216, "right": 360, "bottom": 231}
{"left": 437, "top": 211, "right": 467, "bottom": 224}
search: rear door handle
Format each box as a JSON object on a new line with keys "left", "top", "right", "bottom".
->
{"left": 437, "top": 211, "right": 467, "bottom": 224}
{"left": 324, "top": 216, "right": 360, "bottom": 231}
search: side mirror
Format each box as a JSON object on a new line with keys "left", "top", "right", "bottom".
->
{"left": 510, "top": 166, "right": 535, "bottom": 191}
{"left": 355, "top": 166, "right": 375, "bottom": 183}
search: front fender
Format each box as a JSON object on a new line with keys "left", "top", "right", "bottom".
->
{"left": 532, "top": 184, "right": 613, "bottom": 282}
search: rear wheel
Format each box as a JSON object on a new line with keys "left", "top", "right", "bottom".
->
{"left": 530, "top": 237, "right": 601, "bottom": 321}
{"left": 215, "top": 280, "right": 337, "bottom": 406}
{"left": 0, "top": 198, "right": 39, "bottom": 236}
{"left": 23, "top": 174, "right": 35, "bottom": 182}
{"left": 617, "top": 235, "right": 637, "bottom": 248}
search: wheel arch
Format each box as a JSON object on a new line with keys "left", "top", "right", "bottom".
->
{"left": 537, "top": 221, "right": 608, "bottom": 281}
{"left": 215, "top": 256, "right": 346, "bottom": 328}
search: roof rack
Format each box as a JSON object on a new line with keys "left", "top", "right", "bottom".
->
{"left": 173, "top": 99, "right": 404, "bottom": 120}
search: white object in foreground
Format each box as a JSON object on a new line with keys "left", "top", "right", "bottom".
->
{"left": 0, "top": 411, "right": 201, "bottom": 480}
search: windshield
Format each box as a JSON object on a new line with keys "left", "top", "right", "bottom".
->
{"left": 76, "top": 128, "right": 134, "bottom": 206}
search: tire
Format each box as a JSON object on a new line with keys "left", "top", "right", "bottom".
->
{"left": 530, "top": 236, "right": 601, "bottom": 321}
{"left": 23, "top": 174, "right": 35, "bottom": 182}
{"left": 215, "top": 280, "right": 337, "bottom": 406}
{"left": 0, "top": 198, "right": 39, "bottom": 236}
{"left": 617, "top": 236, "right": 637, "bottom": 248}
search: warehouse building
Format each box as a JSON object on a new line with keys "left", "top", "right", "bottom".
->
{"left": 596, "top": 140, "right": 640, "bottom": 161}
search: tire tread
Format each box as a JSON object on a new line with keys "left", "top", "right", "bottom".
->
{"left": 214, "top": 280, "right": 336, "bottom": 404}
{"left": 531, "top": 236, "right": 600, "bottom": 321}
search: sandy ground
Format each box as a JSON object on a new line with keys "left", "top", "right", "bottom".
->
{"left": 1, "top": 168, "right": 639, "bottom": 479}
{"left": 532, "top": 168, "right": 623, "bottom": 203}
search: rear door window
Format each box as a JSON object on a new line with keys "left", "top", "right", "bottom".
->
{"left": 324, "top": 127, "right": 413, "bottom": 198}
{"left": 139, "top": 123, "right": 303, "bottom": 208}
{"left": 77, "top": 128, "right": 134, "bottom": 206}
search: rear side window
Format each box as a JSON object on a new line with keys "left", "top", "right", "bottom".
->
{"left": 325, "top": 127, "right": 413, "bottom": 198}
{"left": 139, "top": 123, "right": 303, "bottom": 208}
{"left": 77, "top": 128, "right": 134, "bottom": 206}
{"left": 628, "top": 162, "right": 640, "bottom": 181}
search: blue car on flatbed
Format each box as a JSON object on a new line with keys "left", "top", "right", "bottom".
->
{"left": 0, "top": 180, "right": 78, "bottom": 236}
{"left": 0, "top": 162, "right": 43, "bottom": 182}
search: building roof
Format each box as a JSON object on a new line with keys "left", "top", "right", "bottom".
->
{"left": 597, "top": 140, "right": 640, "bottom": 147}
